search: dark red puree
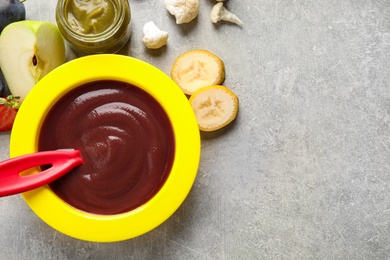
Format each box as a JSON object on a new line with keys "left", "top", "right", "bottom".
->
{"left": 38, "top": 80, "right": 175, "bottom": 215}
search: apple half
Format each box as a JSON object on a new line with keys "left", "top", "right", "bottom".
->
{"left": 0, "top": 21, "right": 65, "bottom": 101}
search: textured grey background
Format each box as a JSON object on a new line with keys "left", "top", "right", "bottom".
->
{"left": 1, "top": 0, "right": 390, "bottom": 259}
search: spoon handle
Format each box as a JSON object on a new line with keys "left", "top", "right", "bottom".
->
{"left": 0, "top": 150, "right": 83, "bottom": 197}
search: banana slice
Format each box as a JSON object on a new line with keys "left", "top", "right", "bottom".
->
{"left": 189, "top": 85, "right": 238, "bottom": 132}
{"left": 171, "top": 50, "right": 225, "bottom": 95}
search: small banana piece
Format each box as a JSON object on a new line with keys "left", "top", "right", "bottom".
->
{"left": 170, "top": 50, "right": 225, "bottom": 95}
{"left": 189, "top": 85, "right": 238, "bottom": 132}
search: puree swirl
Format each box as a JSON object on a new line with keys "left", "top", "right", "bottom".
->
{"left": 39, "top": 80, "right": 175, "bottom": 215}
{"left": 65, "top": 0, "right": 116, "bottom": 35}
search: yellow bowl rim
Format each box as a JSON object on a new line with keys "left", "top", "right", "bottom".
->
{"left": 9, "top": 54, "right": 201, "bottom": 242}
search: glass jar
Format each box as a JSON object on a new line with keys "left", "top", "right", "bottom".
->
{"left": 56, "top": 0, "right": 131, "bottom": 55}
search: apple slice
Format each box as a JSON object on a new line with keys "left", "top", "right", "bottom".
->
{"left": 0, "top": 21, "right": 65, "bottom": 101}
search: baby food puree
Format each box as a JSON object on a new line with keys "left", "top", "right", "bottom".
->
{"left": 38, "top": 80, "right": 175, "bottom": 215}
{"left": 56, "top": 0, "right": 131, "bottom": 54}
{"left": 65, "top": 0, "right": 115, "bottom": 35}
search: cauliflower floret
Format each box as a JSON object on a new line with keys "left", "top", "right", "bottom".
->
{"left": 211, "top": 2, "right": 243, "bottom": 26}
{"left": 164, "top": 0, "right": 199, "bottom": 24}
{"left": 142, "top": 21, "right": 169, "bottom": 49}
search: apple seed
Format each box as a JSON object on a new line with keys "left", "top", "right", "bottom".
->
{"left": 32, "top": 55, "right": 37, "bottom": 66}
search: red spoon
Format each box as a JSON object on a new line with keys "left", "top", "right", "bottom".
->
{"left": 0, "top": 149, "right": 83, "bottom": 197}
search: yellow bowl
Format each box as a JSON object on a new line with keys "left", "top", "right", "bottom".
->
{"left": 9, "top": 54, "right": 201, "bottom": 242}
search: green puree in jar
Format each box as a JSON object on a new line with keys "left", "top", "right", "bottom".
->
{"left": 65, "top": 0, "right": 116, "bottom": 35}
{"left": 56, "top": 0, "right": 131, "bottom": 54}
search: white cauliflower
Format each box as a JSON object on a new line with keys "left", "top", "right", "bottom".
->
{"left": 164, "top": 0, "right": 199, "bottom": 24}
{"left": 211, "top": 2, "right": 243, "bottom": 26}
{"left": 142, "top": 21, "right": 169, "bottom": 49}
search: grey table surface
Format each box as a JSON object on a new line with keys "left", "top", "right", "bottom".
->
{"left": 1, "top": 0, "right": 390, "bottom": 259}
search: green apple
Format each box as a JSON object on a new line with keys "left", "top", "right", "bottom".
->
{"left": 0, "top": 20, "right": 65, "bottom": 101}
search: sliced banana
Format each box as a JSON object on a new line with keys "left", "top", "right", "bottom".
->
{"left": 189, "top": 85, "right": 238, "bottom": 132}
{"left": 171, "top": 50, "right": 225, "bottom": 95}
